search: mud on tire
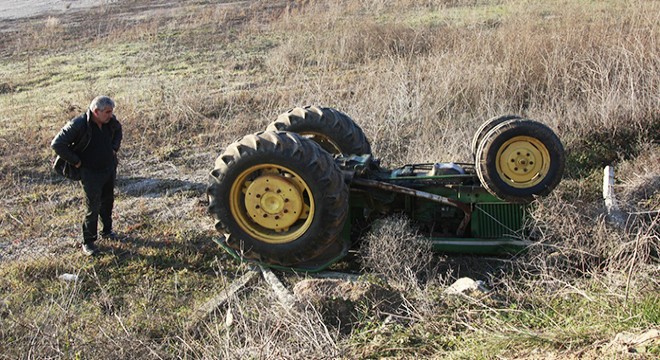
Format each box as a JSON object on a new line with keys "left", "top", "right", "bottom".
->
{"left": 208, "top": 131, "right": 349, "bottom": 267}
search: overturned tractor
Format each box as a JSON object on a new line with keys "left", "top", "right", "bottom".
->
{"left": 208, "top": 106, "right": 565, "bottom": 271}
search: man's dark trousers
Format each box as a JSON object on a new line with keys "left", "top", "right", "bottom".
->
{"left": 81, "top": 166, "right": 116, "bottom": 244}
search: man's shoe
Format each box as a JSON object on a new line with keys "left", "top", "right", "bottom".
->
{"left": 100, "top": 231, "right": 119, "bottom": 240}
{"left": 82, "top": 242, "right": 98, "bottom": 256}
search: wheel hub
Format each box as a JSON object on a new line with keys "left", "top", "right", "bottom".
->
{"left": 244, "top": 175, "right": 304, "bottom": 231}
{"left": 497, "top": 136, "right": 549, "bottom": 187}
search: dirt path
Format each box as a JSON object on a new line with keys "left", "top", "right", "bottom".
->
{"left": 0, "top": 0, "right": 111, "bottom": 20}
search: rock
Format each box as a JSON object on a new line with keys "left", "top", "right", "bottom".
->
{"left": 225, "top": 307, "right": 234, "bottom": 328}
{"left": 58, "top": 273, "right": 79, "bottom": 282}
{"left": 293, "top": 278, "right": 401, "bottom": 334}
{"left": 609, "top": 329, "right": 660, "bottom": 354}
{"left": 443, "top": 277, "right": 489, "bottom": 296}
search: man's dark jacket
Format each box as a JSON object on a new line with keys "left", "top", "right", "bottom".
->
{"left": 51, "top": 110, "right": 122, "bottom": 165}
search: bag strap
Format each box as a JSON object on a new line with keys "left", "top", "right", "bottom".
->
{"left": 70, "top": 115, "right": 92, "bottom": 153}
{"left": 66, "top": 113, "right": 117, "bottom": 155}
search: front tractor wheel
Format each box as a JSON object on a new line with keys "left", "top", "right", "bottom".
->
{"left": 476, "top": 119, "right": 565, "bottom": 203}
{"left": 208, "top": 131, "right": 349, "bottom": 268}
{"left": 471, "top": 115, "right": 522, "bottom": 160}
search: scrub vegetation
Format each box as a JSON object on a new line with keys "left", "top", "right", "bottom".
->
{"left": 0, "top": 0, "right": 658, "bottom": 358}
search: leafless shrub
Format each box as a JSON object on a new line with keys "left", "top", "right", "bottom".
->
{"left": 177, "top": 284, "right": 342, "bottom": 359}
{"left": 616, "top": 143, "right": 660, "bottom": 213}
{"left": 524, "top": 184, "right": 658, "bottom": 281}
{"left": 359, "top": 215, "right": 443, "bottom": 292}
{"left": 609, "top": 214, "right": 659, "bottom": 269}
{"left": 524, "top": 192, "right": 616, "bottom": 278}
{"left": 604, "top": 143, "right": 660, "bottom": 271}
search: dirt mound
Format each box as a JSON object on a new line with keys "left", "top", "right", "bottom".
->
{"left": 293, "top": 278, "right": 402, "bottom": 334}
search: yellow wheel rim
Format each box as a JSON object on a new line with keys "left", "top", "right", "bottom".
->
{"left": 496, "top": 136, "right": 550, "bottom": 188}
{"left": 300, "top": 131, "right": 342, "bottom": 154}
{"left": 230, "top": 164, "right": 313, "bottom": 244}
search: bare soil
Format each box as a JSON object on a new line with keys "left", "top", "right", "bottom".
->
{"left": 0, "top": 0, "right": 110, "bottom": 20}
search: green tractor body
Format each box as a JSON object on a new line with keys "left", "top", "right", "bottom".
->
{"left": 345, "top": 156, "right": 529, "bottom": 255}
{"left": 208, "top": 106, "right": 564, "bottom": 272}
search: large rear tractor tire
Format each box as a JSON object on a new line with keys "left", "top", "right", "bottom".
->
{"left": 208, "top": 131, "right": 350, "bottom": 268}
{"left": 266, "top": 105, "right": 372, "bottom": 156}
{"left": 471, "top": 115, "right": 521, "bottom": 160}
{"left": 475, "top": 119, "right": 565, "bottom": 203}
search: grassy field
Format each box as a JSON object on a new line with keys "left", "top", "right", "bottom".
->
{"left": 0, "top": 0, "right": 658, "bottom": 358}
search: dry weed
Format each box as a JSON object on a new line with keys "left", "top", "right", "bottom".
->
{"left": 360, "top": 215, "right": 443, "bottom": 292}
{"left": 1, "top": 0, "right": 659, "bottom": 358}
{"left": 177, "top": 281, "right": 342, "bottom": 359}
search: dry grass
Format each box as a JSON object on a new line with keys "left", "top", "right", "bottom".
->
{"left": 360, "top": 215, "right": 443, "bottom": 292}
{"left": 0, "top": 0, "right": 658, "bottom": 358}
{"left": 178, "top": 284, "right": 342, "bottom": 358}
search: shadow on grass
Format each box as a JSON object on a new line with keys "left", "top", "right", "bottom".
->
{"left": 438, "top": 254, "right": 517, "bottom": 282}
{"left": 117, "top": 177, "right": 206, "bottom": 198}
{"left": 96, "top": 232, "right": 228, "bottom": 274}
{"left": 5, "top": 170, "right": 207, "bottom": 197}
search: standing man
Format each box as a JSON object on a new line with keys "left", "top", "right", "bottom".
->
{"left": 51, "top": 96, "right": 123, "bottom": 256}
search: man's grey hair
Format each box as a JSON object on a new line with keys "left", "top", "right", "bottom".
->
{"left": 89, "top": 95, "right": 115, "bottom": 111}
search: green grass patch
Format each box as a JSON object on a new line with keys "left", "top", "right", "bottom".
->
{"left": 402, "top": 3, "right": 510, "bottom": 28}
